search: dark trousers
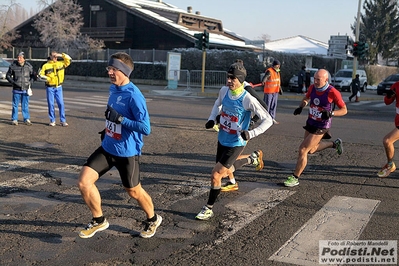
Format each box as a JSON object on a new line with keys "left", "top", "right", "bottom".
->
{"left": 349, "top": 88, "right": 359, "bottom": 101}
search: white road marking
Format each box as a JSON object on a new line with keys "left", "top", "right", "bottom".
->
{"left": 350, "top": 101, "right": 370, "bottom": 105}
{"left": 0, "top": 159, "right": 43, "bottom": 174}
{"left": 212, "top": 186, "right": 295, "bottom": 246}
{"left": 269, "top": 196, "right": 380, "bottom": 266}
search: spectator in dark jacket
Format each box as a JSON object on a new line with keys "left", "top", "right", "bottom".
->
{"left": 6, "top": 52, "right": 35, "bottom": 125}
{"left": 297, "top": 66, "right": 306, "bottom": 94}
{"left": 305, "top": 69, "right": 311, "bottom": 91}
{"left": 349, "top": 74, "right": 360, "bottom": 102}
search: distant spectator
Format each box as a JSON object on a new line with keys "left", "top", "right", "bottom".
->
{"left": 39, "top": 51, "right": 72, "bottom": 127}
{"left": 261, "top": 60, "right": 282, "bottom": 124}
{"left": 349, "top": 74, "right": 360, "bottom": 102}
{"left": 305, "top": 69, "right": 311, "bottom": 91}
{"left": 6, "top": 52, "right": 35, "bottom": 126}
{"left": 297, "top": 66, "right": 306, "bottom": 94}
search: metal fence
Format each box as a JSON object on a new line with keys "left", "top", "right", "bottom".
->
{"left": 3, "top": 48, "right": 228, "bottom": 89}
{"left": 2, "top": 47, "right": 169, "bottom": 63}
{"left": 168, "top": 69, "right": 227, "bottom": 90}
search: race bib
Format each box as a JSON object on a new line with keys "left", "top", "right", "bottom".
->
{"left": 309, "top": 106, "right": 322, "bottom": 120}
{"left": 105, "top": 120, "right": 122, "bottom": 140}
{"left": 220, "top": 112, "right": 240, "bottom": 134}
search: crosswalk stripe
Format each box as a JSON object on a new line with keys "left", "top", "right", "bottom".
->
{"left": 350, "top": 101, "right": 371, "bottom": 105}
{"left": 0, "top": 159, "right": 43, "bottom": 174}
{"left": 63, "top": 100, "right": 105, "bottom": 107}
{"left": 269, "top": 196, "right": 380, "bottom": 266}
{"left": 63, "top": 96, "right": 108, "bottom": 103}
{"left": 213, "top": 186, "right": 295, "bottom": 245}
{"left": 372, "top": 102, "right": 388, "bottom": 108}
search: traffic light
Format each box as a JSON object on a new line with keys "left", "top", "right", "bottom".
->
{"left": 194, "top": 33, "right": 203, "bottom": 50}
{"left": 202, "top": 30, "right": 209, "bottom": 49}
{"left": 357, "top": 42, "right": 365, "bottom": 58}
{"left": 358, "top": 42, "right": 369, "bottom": 59}
{"left": 353, "top": 41, "right": 359, "bottom": 57}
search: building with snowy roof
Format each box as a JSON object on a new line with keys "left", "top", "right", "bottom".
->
{"left": 12, "top": 0, "right": 260, "bottom": 51}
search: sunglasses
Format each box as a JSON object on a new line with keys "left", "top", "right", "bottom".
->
{"left": 227, "top": 74, "right": 237, "bottom": 80}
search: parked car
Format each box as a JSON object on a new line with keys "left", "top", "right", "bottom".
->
{"left": 0, "top": 58, "right": 11, "bottom": 85}
{"left": 331, "top": 69, "right": 368, "bottom": 92}
{"left": 376, "top": 74, "right": 399, "bottom": 95}
{"left": 288, "top": 68, "right": 319, "bottom": 92}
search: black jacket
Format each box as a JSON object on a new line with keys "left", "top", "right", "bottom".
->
{"left": 6, "top": 60, "right": 34, "bottom": 90}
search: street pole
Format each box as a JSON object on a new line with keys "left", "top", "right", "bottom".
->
{"left": 201, "top": 50, "right": 206, "bottom": 93}
{"left": 353, "top": 0, "right": 362, "bottom": 78}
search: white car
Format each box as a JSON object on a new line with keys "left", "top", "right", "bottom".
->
{"left": 0, "top": 58, "right": 11, "bottom": 85}
{"left": 331, "top": 69, "right": 368, "bottom": 92}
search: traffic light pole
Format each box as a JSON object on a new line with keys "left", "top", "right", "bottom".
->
{"left": 193, "top": 30, "right": 209, "bottom": 93}
{"left": 201, "top": 49, "right": 206, "bottom": 93}
{"left": 353, "top": 0, "right": 362, "bottom": 79}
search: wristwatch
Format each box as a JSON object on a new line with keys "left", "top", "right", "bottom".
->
{"left": 331, "top": 111, "right": 335, "bottom": 116}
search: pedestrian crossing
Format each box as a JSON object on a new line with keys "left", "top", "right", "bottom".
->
{"left": 0, "top": 159, "right": 386, "bottom": 265}
{"left": 0, "top": 95, "right": 108, "bottom": 115}
{"left": 347, "top": 100, "right": 387, "bottom": 108}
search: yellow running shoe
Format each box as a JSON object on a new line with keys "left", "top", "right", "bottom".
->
{"left": 79, "top": 218, "right": 109, "bottom": 238}
{"left": 377, "top": 162, "right": 396, "bottom": 178}
{"left": 221, "top": 181, "right": 238, "bottom": 192}
{"left": 251, "top": 150, "right": 264, "bottom": 171}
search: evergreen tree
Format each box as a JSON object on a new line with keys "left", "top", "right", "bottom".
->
{"left": 353, "top": 0, "right": 399, "bottom": 64}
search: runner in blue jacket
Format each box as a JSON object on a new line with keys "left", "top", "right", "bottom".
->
{"left": 77, "top": 52, "right": 162, "bottom": 239}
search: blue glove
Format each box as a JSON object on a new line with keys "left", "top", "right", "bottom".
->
{"left": 105, "top": 105, "right": 123, "bottom": 124}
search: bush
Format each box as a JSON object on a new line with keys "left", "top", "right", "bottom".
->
{"left": 365, "top": 65, "right": 399, "bottom": 85}
{"left": 29, "top": 49, "right": 352, "bottom": 87}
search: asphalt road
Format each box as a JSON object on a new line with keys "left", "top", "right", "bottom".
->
{"left": 0, "top": 80, "right": 397, "bottom": 266}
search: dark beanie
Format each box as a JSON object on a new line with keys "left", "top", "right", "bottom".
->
{"left": 227, "top": 62, "right": 247, "bottom": 83}
{"left": 273, "top": 60, "right": 280, "bottom": 66}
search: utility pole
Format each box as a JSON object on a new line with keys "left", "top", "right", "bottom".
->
{"left": 353, "top": 0, "right": 362, "bottom": 78}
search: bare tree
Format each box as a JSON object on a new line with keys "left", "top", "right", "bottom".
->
{"left": 258, "top": 34, "right": 271, "bottom": 43}
{"left": 0, "top": 0, "right": 22, "bottom": 52}
{"left": 33, "top": 0, "right": 104, "bottom": 50}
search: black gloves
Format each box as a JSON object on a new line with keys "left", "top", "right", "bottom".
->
{"left": 99, "top": 129, "right": 105, "bottom": 141}
{"left": 386, "top": 89, "right": 396, "bottom": 99}
{"left": 321, "top": 110, "right": 333, "bottom": 120}
{"left": 279, "top": 88, "right": 283, "bottom": 95}
{"left": 205, "top": 120, "right": 215, "bottom": 129}
{"left": 105, "top": 105, "right": 123, "bottom": 124}
{"left": 294, "top": 107, "right": 303, "bottom": 115}
{"left": 215, "top": 114, "right": 220, "bottom": 124}
{"left": 241, "top": 130, "right": 250, "bottom": 140}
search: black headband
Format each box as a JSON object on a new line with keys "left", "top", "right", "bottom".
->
{"left": 108, "top": 57, "right": 132, "bottom": 77}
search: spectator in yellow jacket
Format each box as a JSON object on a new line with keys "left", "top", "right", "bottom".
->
{"left": 39, "top": 51, "right": 72, "bottom": 127}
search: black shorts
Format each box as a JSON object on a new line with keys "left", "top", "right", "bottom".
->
{"left": 303, "top": 122, "right": 332, "bottom": 139}
{"left": 84, "top": 146, "right": 140, "bottom": 188}
{"left": 216, "top": 142, "right": 245, "bottom": 169}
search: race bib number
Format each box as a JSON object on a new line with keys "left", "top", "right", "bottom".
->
{"left": 309, "top": 106, "right": 322, "bottom": 120}
{"left": 105, "top": 120, "right": 122, "bottom": 140}
{"left": 220, "top": 112, "right": 240, "bottom": 134}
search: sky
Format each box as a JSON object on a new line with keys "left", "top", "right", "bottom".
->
{"left": 15, "top": 0, "right": 361, "bottom": 43}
